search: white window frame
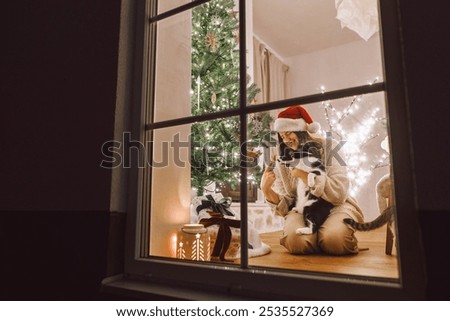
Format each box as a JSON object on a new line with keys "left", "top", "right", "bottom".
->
{"left": 103, "top": 0, "right": 427, "bottom": 300}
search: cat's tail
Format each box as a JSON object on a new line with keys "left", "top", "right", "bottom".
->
{"left": 343, "top": 206, "right": 394, "bottom": 231}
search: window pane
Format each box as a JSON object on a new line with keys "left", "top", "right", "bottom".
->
{"left": 153, "top": 0, "right": 240, "bottom": 123}
{"left": 245, "top": 93, "right": 399, "bottom": 279}
{"left": 153, "top": 10, "right": 192, "bottom": 122}
{"left": 149, "top": 118, "right": 242, "bottom": 264}
{"left": 191, "top": 117, "right": 242, "bottom": 263}
{"left": 148, "top": 124, "right": 192, "bottom": 258}
{"left": 248, "top": 0, "right": 383, "bottom": 104}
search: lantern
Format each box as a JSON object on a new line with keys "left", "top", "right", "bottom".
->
{"left": 176, "top": 223, "right": 211, "bottom": 261}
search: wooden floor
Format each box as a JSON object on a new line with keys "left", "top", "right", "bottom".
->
{"left": 248, "top": 225, "right": 400, "bottom": 279}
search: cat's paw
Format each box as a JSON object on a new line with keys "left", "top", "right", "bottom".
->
{"left": 296, "top": 227, "right": 313, "bottom": 235}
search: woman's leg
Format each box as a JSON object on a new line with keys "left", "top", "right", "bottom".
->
{"left": 279, "top": 211, "right": 320, "bottom": 254}
{"left": 318, "top": 210, "right": 359, "bottom": 255}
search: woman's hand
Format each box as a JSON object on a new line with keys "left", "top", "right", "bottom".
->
{"left": 260, "top": 163, "right": 276, "bottom": 192}
{"left": 260, "top": 162, "right": 279, "bottom": 204}
{"left": 290, "top": 168, "right": 308, "bottom": 184}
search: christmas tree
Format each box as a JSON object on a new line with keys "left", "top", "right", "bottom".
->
{"left": 190, "top": 0, "right": 272, "bottom": 196}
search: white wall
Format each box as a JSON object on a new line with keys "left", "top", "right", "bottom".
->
{"left": 285, "top": 36, "right": 383, "bottom": 97}
{"left": 151, "top": 8, "right": 192, "bottom": 257}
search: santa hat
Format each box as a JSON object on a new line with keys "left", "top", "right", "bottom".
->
{"left": 273, "top": 106, "right": 320, "bottom": 134}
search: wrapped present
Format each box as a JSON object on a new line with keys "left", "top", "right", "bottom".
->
{"left": 195, "top": 194, "right": 236, "bottom": 218}
{"left": 191, "top": 193, "right": 270, "bottom": 261}
{"left": 200, "top": 211, "right": 241, "bottom": 261}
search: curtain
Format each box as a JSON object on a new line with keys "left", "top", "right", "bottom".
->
{"left": 253, "top": 37, "right": 289, "bottom": 104}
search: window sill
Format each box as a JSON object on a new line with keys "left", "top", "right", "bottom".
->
{"left": 101, "top": 275, "right": 250, "bottom": 301}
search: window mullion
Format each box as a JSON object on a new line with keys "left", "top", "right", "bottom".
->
{"left": 238, "top": 0, "right": 248, "bottom": 269}
{"left": 149, "top": 0, "right": 210, "bottom": 24}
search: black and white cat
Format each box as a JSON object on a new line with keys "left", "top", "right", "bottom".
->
{"left": 279, "top": 141, "right": 334, "bottom": 235}
{"left": 343, "top": 206, "right": 394, "bottom": 231}
{"left": 280, "top": 141, "right": 396, "bottom": 235}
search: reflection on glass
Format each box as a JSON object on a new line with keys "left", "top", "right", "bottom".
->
{"left": 247, "top": 94, "right": 400, "bottom": 280}
{"left": 249, "top": 0, "right": 383, "bottom": 103}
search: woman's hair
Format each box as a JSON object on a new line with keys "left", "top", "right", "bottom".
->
{"left": 277, "top": 131, "right": 323, "bottom": 160}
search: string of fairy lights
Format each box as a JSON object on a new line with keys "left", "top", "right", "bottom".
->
{"left": 319, "top": 80, "right": 389, "bottom": 197}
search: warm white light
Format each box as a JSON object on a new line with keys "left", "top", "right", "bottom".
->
{"left": 176, "top": 224, "right": 210, "bottom": 261}
{"left": 322, "top": 86, "right": 388, "bottom": 196}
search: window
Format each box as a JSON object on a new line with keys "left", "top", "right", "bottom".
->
{"left": 107, "top": 0, "right": 426, "bottom": 300}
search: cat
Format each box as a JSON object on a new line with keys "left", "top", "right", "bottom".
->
{"left": 279, "top": 141, "right": 334, "bottom": 235}
{"left": 343, "top": 206, "right": 394, "bottom": 231}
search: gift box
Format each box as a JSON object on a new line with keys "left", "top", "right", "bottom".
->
{"left": 191, "top": 193, "right": 270, "bottom": 261}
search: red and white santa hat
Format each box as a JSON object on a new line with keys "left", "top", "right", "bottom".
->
{"left": 273, "top": 105, "right": 320, "bottom": 134}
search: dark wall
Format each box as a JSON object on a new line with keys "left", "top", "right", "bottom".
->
{"left": 1, "top": 0, "right": 121, "bottom": 299}
{"left": 398, "top": 1, "right": 450, "bottom": 299}
{"left": 2, "top": 1, "right": 119, "bottom": 211}
{"left": 1, "top": 0, "right": 449, "bottom": 300}
{"left": 399, "top": 1, "right": 450, "bottom": 212}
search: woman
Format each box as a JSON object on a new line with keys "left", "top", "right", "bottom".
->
{"left": 261, "top": 106, "right": 364, "bottom": 255}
